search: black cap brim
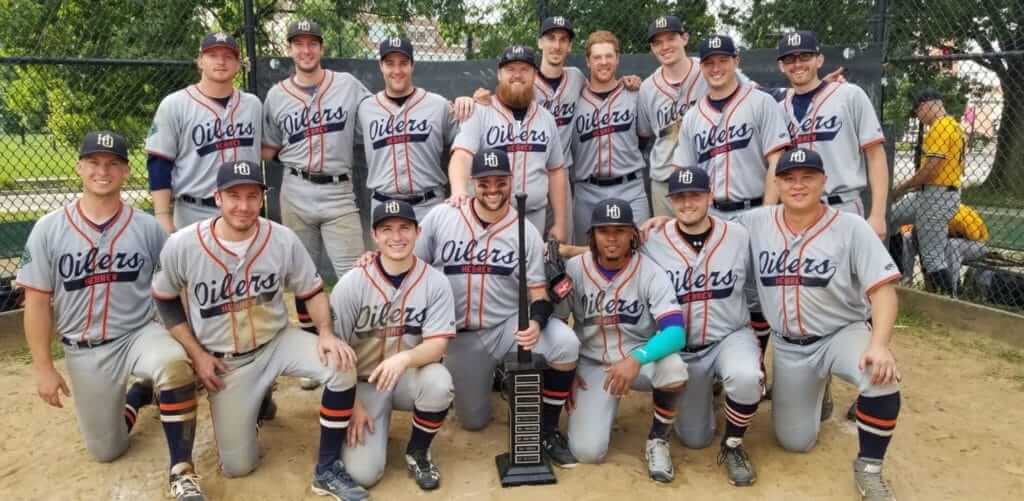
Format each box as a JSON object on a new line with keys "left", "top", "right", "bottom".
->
{"left": 777, "top": 48, "right": 819, "bottom": 60}
{"left": 666, "top": 187, "right": 710, "bottom": 196}
{"left": 373, "top": 214, "right": 418, "bottom": 228}
{"left": 471, "top": 169, "right": 513, "bottom": 179}
{"left": 79, "top": 149, "right": 128, "bottom": 162}
{"left": 218, "top": 179, "right": 266, "bottom": 191}
{"left": 700, "top": 49, "right": 736, "bottom": 61}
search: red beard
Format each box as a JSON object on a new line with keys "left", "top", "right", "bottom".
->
{"left": 497, "top": 80, "right": 534, "bottom": 109}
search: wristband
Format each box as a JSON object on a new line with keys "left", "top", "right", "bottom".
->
{"left": 529, "top": 299, "right": 554, "bottom": 330}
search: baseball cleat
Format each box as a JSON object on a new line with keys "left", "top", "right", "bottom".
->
{"left": 821, "top": 380, "right": 834, "bottom": 422}
{"left": 718, "top": 443, "right": 757, "bottom": 486}
{"left": 311, "top": 459, "right": 369, "bottom": 501}
{"left": 300, "top": 377, "right": 321, "bottom": 391}
{"left": 404, "top": 449, "right": 441, "bottom": 491}
{"left": 644, "top": 438, "right": 674, "bottom": 483}
{"left": 168, "top": 462, "right": 205, "bottom": 501}
{"left": 853, "top": 457, "right": 896, "bottom": 501}
{"left": 541, "top": 429, "right": 578, "bottom": 468}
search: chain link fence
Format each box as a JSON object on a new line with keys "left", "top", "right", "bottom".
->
{"left": 1, "top": 0, "right": 1021, "bottom": 311}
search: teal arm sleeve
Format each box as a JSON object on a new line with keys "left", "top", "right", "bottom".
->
{"left": 630, "top": 325, "right": 686, "bottom": 365}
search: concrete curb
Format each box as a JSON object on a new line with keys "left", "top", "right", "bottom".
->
{"left": 897, "top": 286, "right": 1024, "bottom": 348}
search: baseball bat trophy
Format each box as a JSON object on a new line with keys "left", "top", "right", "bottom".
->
{"left": 495, "top": 193, "right": 558, "bottom": 487}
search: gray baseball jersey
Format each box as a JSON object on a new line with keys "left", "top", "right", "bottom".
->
{"left": 262, "top": 71, "right": 370, "bottom": 176}
{"left": 414, "top": 202, "right": 546, "bottom": 331}
{"left": 152, "top": 217, "right": 324, "bottom": 353}
{"left": 533, "top": 67, "right": 587, "bottom": 169}
{"left": 563, "top": 251, "right": 682, "bottom": 364}
{"left": 145, "top": 86, "right": 262, "bottom": 199}
{"left": 330, "top": 256, "right": 456, "bottom": 378}
{"left": 358, "top": 88, "right": 458, "bottom": 196}
{"left": 780, "top": 82, "right": 884, "bottom": 195}
{"left": 641, "top": 217, "right": 751, "bottom": 346}
{"left": 571, "top": 83, "right": 646, "bottom": 181}
{"left": 740, "top": 206, "right": 902, "bottom": 338}
{"left": 451, "top": 101, "right": 564, "bottom": 214}
{"left": 16, "top": 203, "right": 166, "bottom": 343}
{"left": 672, "top": 83, "right": 790, "bottom": 201}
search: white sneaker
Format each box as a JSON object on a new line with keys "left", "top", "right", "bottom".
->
{"left": 300, "top": 377, "right": 321, "bottom": 391}
{"left": 644, "top": 438, "right": 674, "bottom": 483}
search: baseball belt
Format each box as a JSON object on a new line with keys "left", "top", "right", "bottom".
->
{"left": 372, "top": 189, "right": 440, "bottom": 206}
{"left": 61, "top": 336, "right": 118, "bottom": 349}
{"left": 288, "top": 167, "right": 350, "bottom": 185}
{"left": 585, "top": 171, "right": 641, "bottom": 187}
{"left": 682, "top": 341, "right": 719, "bottom": 353}
{"left": 179, "top": 195, "right": 218, "bottom": 208}
{"left": 713, "top": 197, "right": 764, "bottom": 212}
{"left": 211, "top": 342, "right": 268, "bottom": 360}
{"left": 780, "top": 335, "right": 823, "bottom": 346}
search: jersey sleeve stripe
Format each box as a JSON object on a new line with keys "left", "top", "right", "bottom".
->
{"left": 860, "top": 137, "right": 885, "bottom": 149}
{"left": 15, "top": 282, "right": 53, "bottom": 294}
{"left": 451, "top": 145, "right": 475, "bottom": 156}
{"left": 152, "top": 289, "right": 179, "bottom": 300}
{"left": 424, "top": 330, "right": 456, "bottom": 339}
{"left": 295, "top": 283, "right": 325, "bottom": 301}
{"left": 864, "top": 272, "right": 901, "bottom": 302}
{"left": 145, "top": 149, "right": 176, "bottom": 161}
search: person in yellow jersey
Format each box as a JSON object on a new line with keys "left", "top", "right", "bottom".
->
{"left": 890, "top": 89, "right": 964, "bottom": 295}
{"left": 899, "top": 204, "right": 989, "bottom": 295}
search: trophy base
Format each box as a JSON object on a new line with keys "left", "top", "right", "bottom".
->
{"left": 495, "top": 453, "right": 557, "bottom": 487}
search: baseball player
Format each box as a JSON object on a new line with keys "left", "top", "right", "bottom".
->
{"left": 416, "top": 148, "right": 581, "bottom": 467}
{"left": 640, "top": 167, "right": 762, "bottom": 486}
{"left": 447, "top": 45, "right": 569, "bottom": 242}
{"left": 147, "top": 32, "right": 262, "bottom": 234}
{"left": 890, "top": 88, "right": 964, "bottom": 296}
{"left": 19, "top": 131, "right": 203, "bottom": 500}
{"left": 358, "top": 37, "right": 459, "bottom": 220}
{"left": 560, "top": 199, "right": 687, "bottom": 483}
{"left": 571, "top": 31, "right": 652, "bottom": 243}
{"left": 329, "top": 200, "right": 455, "bottom": 491}
{"left": 775, "top": 30, "right": 888, "bottom": 236}
{"left": 740, "top": 148, "right": 902, "bottom": 501}
{"left": 151, "top": 160, "right": 366, "bottom": 500}
{"left": 898, "top": 204, "right": 988, "bottom": 292}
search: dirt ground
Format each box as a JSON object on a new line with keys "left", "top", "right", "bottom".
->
{"left": 1, "top": 314, "right": 1023, "bottom": 501}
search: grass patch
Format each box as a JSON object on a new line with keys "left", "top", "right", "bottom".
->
{"left": 0, "top": 133, "right": 148, "bottom": 188}
{"left": 2, "top": 336, "right": 64, "bottom": 365}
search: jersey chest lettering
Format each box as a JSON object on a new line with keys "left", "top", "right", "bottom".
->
{"left": 353, "top": 302, "right": 428, "bottom": 335}
{"left": 789, "top": 114, "right": 843, "bottom": 145}
{"left": 368, "top": 116, "right": 432, "bottom": 149}
{"left": 693, "top": 122, "right": 754, "bottom": 163}
{"left": 656, "top": 100, "right": 693, "bottom": 132}
{"left": 191, "top": 118, "right": 256, "bottom": 156}
{"left": 757, "top": 249, "right": 838, "bottom": 287}
{"left": 192, "top": 272, "right": 279, "bottom": 317}
{"left": 439, "top": 239, "right": 516, "bottom": 276}
{"left": 665, "top": 267, "right": 736, "bottom": 303}
{"left": 282, "top": 106, "right": 348, "bottom": 143}
{"left": 57, "top": 248, "right": 146, "bottom": 291}
{"left": 484, "top": 124, "right": 549, "bottom": 152}
{"left": 580, "top": 290, "right": 646, "bottom": 326}
{"left": 542, "top": 100, "right": 576, "bottom": 127}
{"left": 575, "top": 108, "right": 634, "bottom": 142}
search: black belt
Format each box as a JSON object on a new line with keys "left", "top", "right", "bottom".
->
{"left": 780, "top": 335, "right": 823, "bottom": 346}
{"left": 288, "top": 167, "right": 350, "bottom": 185}
{"left": 211, "top": 342, "right": 268, "bottom": 359}
{"left": 372, "top": 190, "right": 439, "bottom": 206}
{"left": 179, "top": 195, "right": 217, "bottom": 208}
{"left": 586, "top": 171, "right": 640, "bottom": 187}
{"left": 682, "top": 341, "right": 718, "bottom": 353}
{"left": 713, "top": 197, "right": 763, "bottom": 212}
{"left": 825, "top": 195, "right": 845, "bottom": 205}
{"left": 924, "top": 185, "right": 959, "bottom": 192}
{"left": 61, "top": 337, "right": 117, "bottom": 349}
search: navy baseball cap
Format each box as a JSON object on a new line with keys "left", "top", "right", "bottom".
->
{"left": 498, "top": 45, "right": 538, "bottom": 69}
{"left": 379, "top": 36, "right": 414, "bottom": 61}
{"left": 667, "top": 167, "right": 711, "bottom": 195}
{"left": 911, "top": 88, "right": 944, "bottom": 115}
{"left": 287, "top": 19, "right": 323, "bottom": 42}
{"left": 540, "top": 16, "right": 575, "bottom": 39}
{"left": 471, "top": 148, "right": 512, "bottom": 178}
{"left": 79, "top": 131, "right": 129, "bottom": 162}
{"left": 777, "top": 30, "right": 820, "bottom": 59}
{"left": 591, "top": 198, "right": 635, "bottom": 228}
{"left": 776, "top": 148, "right": 825, "bottom": 175}
{"left": 216, "top": 160, "right": 266, "bottom": 190}
{"left": 699, "top": 34, "right": 737, "bottom": 61}
{"left": 200, "top": 32, "right": 240, "bottom": 55}
{"left": 647, "top": 15, "right": 685, "bottom": 42}
{"left": 372, "top": 199, "right": 417, "bottom": 228}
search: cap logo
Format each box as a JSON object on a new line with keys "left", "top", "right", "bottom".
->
{"left": 787, "top": 33, "right": 801, "bottom": 47}
{"left": 709, "top": 36, "right": 722, "bottom": 49}
{"left": 298, "top": 20, "right": 311, "bottom": 31}
{"left": 214, "top": 32, "right": 228, "bottom": 42}
{"left": 553, "top": 16, "right": 565, "bottom": 26}
{"left": 385, "top": 200, "right": 401, "bottom": 214}
{"left": 512, "top": 46, "right": 524, "bottom": 55}
{"left": 655, "top": 17, "right": 668, "bottom": 29}
{"left": 790, "top": 150, "right": 806, "bottom": 163}
{"left": 233, "top": 162, "right": 251, "bottom": 176}
{"left": 483, "top": 152, "right": 500, "bottom": 168}
{"left": 96, "top": 133, "right": 114, "bottom": 148}
{"left": 606, "top": 204, "right": 621, "bottom": 220}
{"left": 388, "top": 37, "right": 402, "bottom": 48}
{"left": 679, "top": 170, "right": 693, "bottom": 184}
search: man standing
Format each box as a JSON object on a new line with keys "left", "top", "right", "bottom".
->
{"left": 890, "top": 89, "right": 964, "bottom": 295}
{"left": 147, "top": 32, "right": 262, "bottom": 234}
{"left": 416, "top": 148, "right": 581, "bottom": 467}
{"left": 151, "top": 160, "right": 366, "bottom": 500}
{"left": 358, "top": 38, "right": 459, "bottom": 220}
{"left": 775, "top": 30, "right": 889, "bottom": 237}
{"left": 642, "top": 167, "right": 762, "bottom": 487}
{"left": 20, "top": 131, "right": 203, "bottom": 500}
{"left": 572, "top": 31, "right": 652, "bottom": 243}
{"left": 448, "top": 45, "right": 569, "bottom": 242}
{"left": 742, "top": 148, "right": 902, "bottom": 501}
{"left": 330, "top": 200, "right": 456, "bottom": 491}
{"left": 562, "top": 199, "right": 688, "bottom": 483}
